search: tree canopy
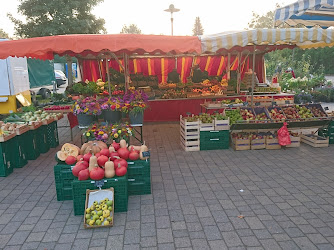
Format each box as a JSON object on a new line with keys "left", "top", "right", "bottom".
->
{"left": 120, "top": 24, "right": 141, "bottom": 34}
{"left": 192, "top": 17, "right": 204, "bottom": 36}
{"left": 0, "top": 29, "right": 10, "bottom": 39}
{"left": 8, "top": 0, "right": 106, "bottom": 38}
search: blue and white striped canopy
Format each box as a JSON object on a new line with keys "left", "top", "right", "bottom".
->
{"left": 274, "top": 0, "right": 334, "bottom": 28}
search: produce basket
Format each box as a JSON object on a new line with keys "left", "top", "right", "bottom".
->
{"left": 266, "top": 106, "right": 286, "bottom": 122}
{"left": 29, "top": 121, "right": 42, "bottom": 130}
{"left": 35, "top": 125, "right": 50, "bottom": 154}
{"left": 0, "top": 140, "right": 14, "bottom": 177}
{"left": 23, "top": 130, "right": 40, "bottom": 160}
{"left": 54, "top": 164, "right": 75, "bottom": 201}
{"left": 306, "top": 103, "right": 328, "bottom": 118}
{"left": 204, "top": 101, "right": 222, "bottom": 108}
{"left": 84, "top": 188, "right": 114, "bottom": 228}
{"left": 0, "top": 132, "right": 16, "bottom": 142}
{"left": 252, "top": 107, "right": 271, "bottom": 123}
{"left": 127, "top": 160, "right": 151, "bottom": 196}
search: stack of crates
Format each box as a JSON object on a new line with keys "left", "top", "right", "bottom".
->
{"left": 72, "top": 175, "right": 128, "bottom": 216}
{"left": 200, "top": 130, "right": 230, "bottom": 150}
{"left": 180, "top": 115, "right": 200, "bottom": 151}
{"left": 318, "top": 120, "right": 334, "bottom": 144}
{"left": 46, "top": 121, "right": 59, "bottom": 148}
{"left": 127, "top": 159, "right": 151, "bottom": 196}
{"left": 54, "top": 164, "right": 75, "bottom": 201}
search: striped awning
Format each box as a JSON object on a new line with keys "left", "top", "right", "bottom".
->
{"left": 274, "top": 0, "right": 334, "bottom": 28}
{"left": 200, "top": 28, "right": 334, "bottom": 53}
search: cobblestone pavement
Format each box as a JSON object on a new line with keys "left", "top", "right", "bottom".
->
{"left": 1, "top": 119, "right": 334, "bottom": 249}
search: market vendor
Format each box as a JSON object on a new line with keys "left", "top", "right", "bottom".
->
{"left": 192, "top": 64, "right": 207, "bottom": 83}
{"left": 167, "top": 69, "right": 181, "bottom": 83}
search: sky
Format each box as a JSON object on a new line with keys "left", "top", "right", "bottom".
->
{"left": 0, "top": 0, "right": 296, "bottom": 37}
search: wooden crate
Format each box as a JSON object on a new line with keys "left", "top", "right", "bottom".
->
{"left": 204, "top": 102, "right": 222, "bottom": 108}
{"left": 0, "top": 132, "right": 16, "bottom": 142}
{"left": 266, "top": 138, "right": 281, "bottom": 149}
{"left": 15, "top": 125, "right": 29, "bottom": 135}
{"left": 286, "top": 135, "right": 301, "bottom": 148}
{"left": 180, "top": 139, "right": 200, "bottom": 151}
{"left": 29, "top": 122, "right": 42, "bottom": 130}
{"left": 84, "top": 188, "right": 114, "bottom": 229}
{"left": 231, "top": 137, "right": 250, "bottom": 151}
{"left": 301, "top": 134, "right": 329, "bottom": 147}
{"left": 200, "top": 122, "right": 215, "bottom": 131}
{"left": 251, "top": 138, "right": 266, "bottom": 150}
{"left": 179, "top": 116, "right": 200, "bottom": 138}
{"left": 214, "top": 118, "right": 230, "bottom": 131}
{"left": 42, "top": 118, "right": 54, "bottom": 125}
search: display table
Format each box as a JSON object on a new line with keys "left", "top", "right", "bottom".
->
{"left": 144, "top": 94, "right": 295, "bottom": 122}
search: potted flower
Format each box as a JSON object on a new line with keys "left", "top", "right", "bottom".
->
{"left": 72, "top": 97, "right": 101, "bottom": 127}
{"left": 123, "top": 90, "right": 149, "bottom": 124}
{"left": 84, "top": 124, "right": 109, "bottom": 143}
{"left": 109, "top": 123, "right": 133, "bottom": 143}
{"left": 99, "top": 97, "right": 124, "bottom": 123}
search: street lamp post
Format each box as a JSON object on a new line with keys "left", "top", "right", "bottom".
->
{"left": 164, "top": 4, "right": 180, "bottom": 36}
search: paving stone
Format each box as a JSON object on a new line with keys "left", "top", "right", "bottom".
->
{"left": 26, "top": 232, "right": 45, "bottom": 242}
{"left": 140, "top": 236, "right": 157, "bottom": 248}
{"left": 21, "top": 242, "right": 40, "bottom": 250}
{"left": 157, "top": 243, "right": 175, "bottom": 250}
{"left": 124, "top": 229, "right": 140, "bottom": 244}
{"left": 245, "top": 217, "right": 265, "bottom": 229}
{"left": 208, "top": 240, "right": 228, "bottom": 250}
{"left": 191, "top": 238, "right": 210, "bottom": 250}
{"left": 203, "top": 225, "right": 222, "bottom": 240}
{"left": 54, "top": 243, "right": 73, "bottom": 250}
{"left": 58, "top": 233, "right": 76, "bottom": 244}
{"left": 72, "top": 238, "right": 90, "bottom": 250}
{"left": 222, "top": 231, "right": 243, "bottom": 247}
{"left": 106, "top": 235, "right": 123, "bottom": 250}
{"left": 157, "top": 228, "right": 173, "bottom": 243}
{"left": 6, "top": 231, "right": 30, "bottom": 245}
{"left": 174, "top": 237, "right": 191, "bottom": 248}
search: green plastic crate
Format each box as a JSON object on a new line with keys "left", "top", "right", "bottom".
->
{"left": 0, "top": 139, "right": 14, "bottom": 177}
{"left": 200, "top": 130, "right": 229, "bottom": 141}
{"left": 24, "top": 130, "right": 40, "bottom": 160}
{"left": 36, "top": 125, "right": 50, "bottom": 154}
{"left": 72, "top": 174, "right": 128, "bottom": 216}
{"left": 200, "top": 140, "right": 229, "bottom": 150}
{"left": 12, "top": 134, "right": 28, "bottom": 168}
{"left": 54, "top": 164, "right": 75, "bottom": 201}
{"left": 127, "top": 159, "right": 150, "bottom": 179}
{"left": 128, "top": 176, "right": 151, "bottom": 196}
{"left": 46, "top": 122, "right": 59, "bottom": 148}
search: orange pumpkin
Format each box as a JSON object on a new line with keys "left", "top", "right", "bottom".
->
{"left": 80, "top": 141, "right": 108, "bottom": 155}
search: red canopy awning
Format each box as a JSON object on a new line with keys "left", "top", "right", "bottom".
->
{"left": 0, "top": 34, "right": 201, "bottom": 60}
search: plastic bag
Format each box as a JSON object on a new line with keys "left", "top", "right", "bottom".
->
{"left": 277, "top": 122, "right": 291, "bottom": 146}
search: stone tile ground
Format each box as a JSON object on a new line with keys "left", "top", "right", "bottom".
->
{"left": 1, "top": 119, "right": 334, "bottom": 249}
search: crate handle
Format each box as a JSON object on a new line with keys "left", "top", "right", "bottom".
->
{"left": 128, "top": 179, "right": 135, "bottom": 182}
{"left": 210, "top": 138, "right": 219, "bottom": 141}
{"left": 128, "top": 162, "right": 135, "bottom": 165}
{"left": 2, "top": 153, "right": 6, "bottom": 164}
{"left": 209, "top": 131, "right": 219, "bottom": 133}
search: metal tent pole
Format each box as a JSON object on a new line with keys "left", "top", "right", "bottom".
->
{"left": 251, "top": 45, "right": 256, "bottom": 108}
{"left": 105, "top": 58, "right": 111, "bottom": 98}
{"left": 66, "top": 56, "right": 73, "bottom": 86}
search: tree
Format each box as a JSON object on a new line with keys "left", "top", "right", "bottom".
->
{"left": 192, "top": 17, "right": 204, "bottom": 36}
{"left": 8, "top": 0, "right": 106, "bottom": 38}
{"left": 120, "top": 24, "right": 141, "bottom": 34}
{"left": 0, "top": 29, "right": 10, "bottom": 39}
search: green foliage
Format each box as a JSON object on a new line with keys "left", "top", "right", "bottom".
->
{"left": 71, "top": 82, "right": 100, "bottom": 95}
{"left": 120, "top": 24, "right": 141, "bottom": 34}
{"left": 0, "top": 29, "right": 10, "bottom": 39}
{"left": 8, "top": 0, "right": 106, "bottom": 38}
{"left": 192, "top": 17, "right": 204, "bottom": 36}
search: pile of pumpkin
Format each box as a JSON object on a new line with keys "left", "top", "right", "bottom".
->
{"left": 56, "top": 140, "right": 149, "bottom": 181}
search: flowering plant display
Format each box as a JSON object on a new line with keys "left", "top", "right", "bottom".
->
{"left": 83, "top": 123, "right": 133, "bottom": 143}
{"left": 84, "top": 124, "right": 109, "bottom": 142}
{"left": 72, "top": 97, "right": 101, "bottom": 115}
{"left": 123, "top": 90, "right": 149, "bottom": 115}
{"left": 109, "top": 123, "right": 133, "bottom": 142}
